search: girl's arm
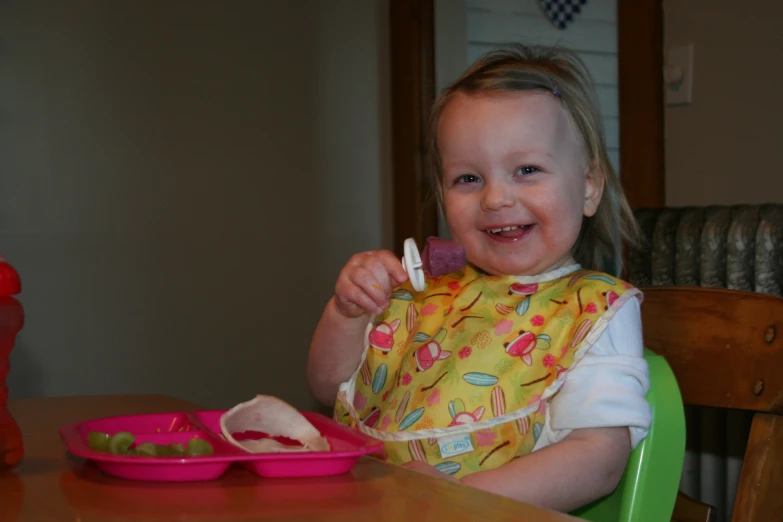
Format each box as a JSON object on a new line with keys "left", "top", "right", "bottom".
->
{"left": 460, "top": 426, "right": 630, "bottom": 512}
{"left": 307, "top": 297, "right": 370, "bottom": 405}
{"left": 307, "top": 250, "right": 409, "bottom": 406}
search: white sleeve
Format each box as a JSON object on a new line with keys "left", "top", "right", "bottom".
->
{"left": 532, "top": 296, "right": 652, "bottom": 451}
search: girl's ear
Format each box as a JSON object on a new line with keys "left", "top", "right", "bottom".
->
{"left": 583, "top": 162, "right": 605, "bottom": 217}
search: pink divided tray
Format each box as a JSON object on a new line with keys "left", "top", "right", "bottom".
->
{"left": 59, "top": 410, "right": 383, "bottom": 482}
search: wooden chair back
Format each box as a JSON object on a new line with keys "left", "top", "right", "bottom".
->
{"left": 640, "top": 286, "right": 783, "bottom": 522}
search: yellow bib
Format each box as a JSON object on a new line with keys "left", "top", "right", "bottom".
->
{"left": 335, "top": 264, "right": 640, "bottom": 479}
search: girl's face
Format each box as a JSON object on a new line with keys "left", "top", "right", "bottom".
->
{"left": 438, "top": 91, "right": 603, "bottom": 277}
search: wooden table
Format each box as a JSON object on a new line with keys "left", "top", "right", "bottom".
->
{"left": 1, "top": 394, "right": 581, "bottom": 521}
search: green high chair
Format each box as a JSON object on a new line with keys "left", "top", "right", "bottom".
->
{"left": 570, "top": 348, "right": 686, "bottom": 522}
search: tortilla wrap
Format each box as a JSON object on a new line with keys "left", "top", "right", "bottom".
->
{"left": 219, "top": 395, "right": 330, "bottom": 453}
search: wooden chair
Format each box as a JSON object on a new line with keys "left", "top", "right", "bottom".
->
{"left": 640, "top": 286, "right": 783, "bottom": 522}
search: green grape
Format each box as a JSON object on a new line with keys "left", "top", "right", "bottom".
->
{"left": 86, "top": 430, "right": 214, "bottom": 458}
{"left": 87, "top": 431, "right": 111, "bottom": 451}
{"left": 186, "top": 438, "right": 214, "bottom": 456}
{"left": 108, "top": 432, "right": 135, "bottom": 454}
{"left": 135, "top": 442, "right": 158, "bottom": 457}
{"left": 154, "top": 444, "right": 172, "bottom": 456}
{"left": 167, "top": 442, "right": 185, "bottom": 456}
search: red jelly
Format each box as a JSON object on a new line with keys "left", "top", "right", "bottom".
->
{"left": 232, "top": 431, "right": 303, "bottom": 447}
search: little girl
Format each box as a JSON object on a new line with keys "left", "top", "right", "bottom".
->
{"left": 307, "top": 44, "right": 651, "bottom": 513}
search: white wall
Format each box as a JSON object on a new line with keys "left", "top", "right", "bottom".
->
{"left": 435, "top": 0, "right": 469, "bottom": 93}
{"left": 0, "top": 0, "right": 392, "bottom": 411}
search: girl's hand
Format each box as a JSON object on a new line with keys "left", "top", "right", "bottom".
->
{"left": 334, "top": 250, "right": 409, "bottom": 318}
{"left": 401, "top": 461, "right": 461, "bottom": 483}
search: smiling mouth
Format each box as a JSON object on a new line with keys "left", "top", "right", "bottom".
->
{"left": 486, "top": 225, "right": 526, "bottom": 233}
{"left": 482, "top": 224, "right": 532, "bottom": 240}
{"left": 484, "top": 225, "right": 530, "bottom": 234}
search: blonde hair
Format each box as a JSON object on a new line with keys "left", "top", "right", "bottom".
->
{"left": 429, "top": 44, "right": 640, "bottom": 274}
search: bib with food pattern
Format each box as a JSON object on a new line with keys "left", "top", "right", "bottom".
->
{"left": 334, "top": 263, "right": 641, "bottom": 479}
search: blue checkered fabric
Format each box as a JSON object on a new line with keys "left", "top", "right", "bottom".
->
{"left": 538, "top": 0, "right": 588, "bottom": 30}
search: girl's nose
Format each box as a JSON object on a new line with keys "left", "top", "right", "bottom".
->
{"left": 480, "top": 182, "right": 513, "bottom": 211}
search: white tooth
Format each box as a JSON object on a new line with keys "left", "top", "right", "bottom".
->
{"left": 490, "top": 228, "right": 501, "bottom": 233}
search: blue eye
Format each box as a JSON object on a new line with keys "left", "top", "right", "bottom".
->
{"left": 515, "top": 166, "right": 539, "bottom": 176}
{"left": 455, "top": 174, "right": 481, "bottom": 184}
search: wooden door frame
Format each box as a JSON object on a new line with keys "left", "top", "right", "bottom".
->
{"left": 389, "top": 0, "right": 665, "bottom": 253}
{"left": 389, "top": 0, "right": 438, "bottom": 256}
{"left": 617, "top": 0, "right": 665, "bottom": 211}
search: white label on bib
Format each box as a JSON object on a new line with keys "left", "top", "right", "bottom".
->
{"left": 438, "top": 432, "right": 474, "bottom": 458}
